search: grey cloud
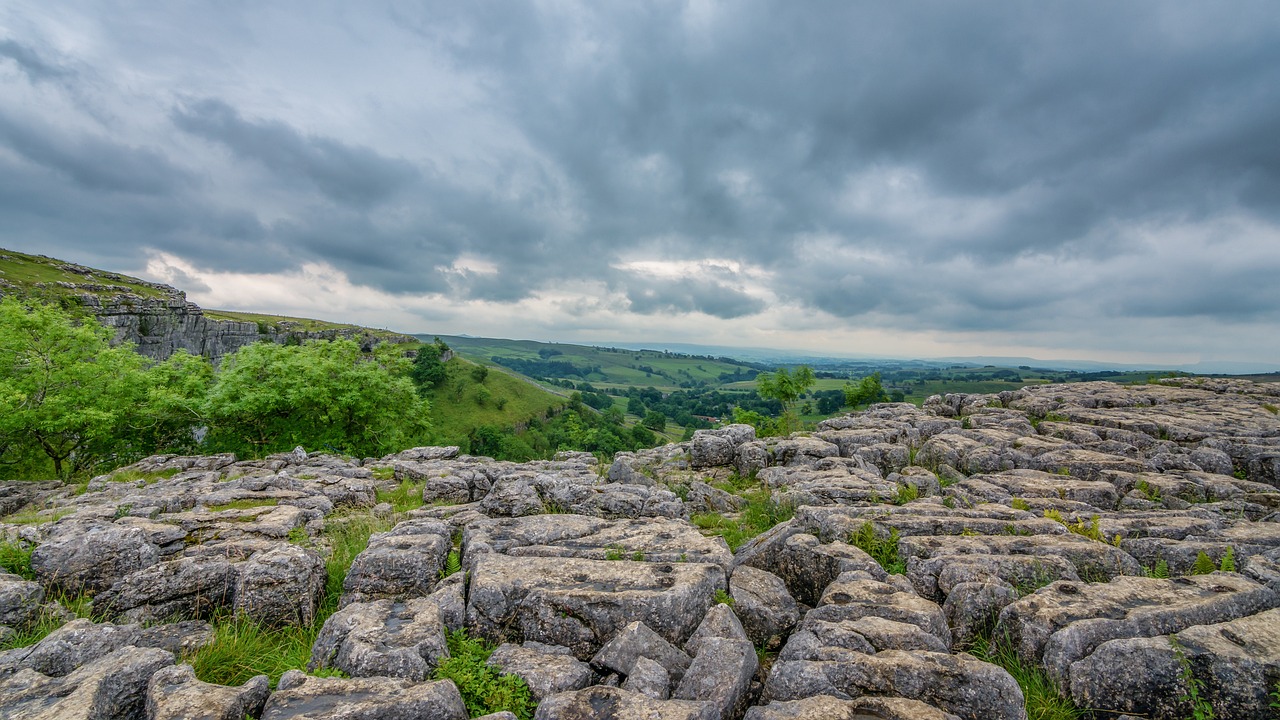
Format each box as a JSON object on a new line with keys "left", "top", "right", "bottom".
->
{"left": 0, "top": 112, "right": 191, "bottom": 195}
{"left": 624, "top": 276, "right": 764, "bottom": 319}
{"left": 0, "top": 39, "right": 70, "bottom": 83}
{"left": 171, "top": 98, "right": 419, "bottom": 208}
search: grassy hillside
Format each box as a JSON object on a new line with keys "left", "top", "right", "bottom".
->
{"left": 0, "top": 248, "right": 169, "bottom": 300}
{"left": 419, "top": 356, "right": 569, "bottom": 446}
{"left": 429, "top": 335, "right": 762, "bottom": 392}
{"left": 204, "top": 309, "right": 407, "bottom": 341}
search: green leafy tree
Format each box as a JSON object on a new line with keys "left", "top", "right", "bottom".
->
{"left": 410, "top": 338, "right": 450, "bottom": 388}
{"left": 0, "top": 298, "right": 150, "bottom": 477}
{"left": 641, "top": 410, "right": 667, "bottom": 431}
{"left": 132, "top": 350, "right": 215, "bottom": 457}
{"left": 204, "top": 339, "right": 429, "bottom": 458}
{"left": 755, "top": 366, "right": 817, "bottom": 412}
{"left": 844, "top": 372, "right": 888, "bottom": 408}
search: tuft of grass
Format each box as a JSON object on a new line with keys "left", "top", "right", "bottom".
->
{"left": 0, "top": 592, "right": 95, "bottom": 651}
{"left": 188, "top": 510, "right": 393, "bottom": 687}
{"left": 968, "top": 633, "right": 1084, "bottom": 720}
{"left": 371, "top": 466, "right": 396, "bottom": 480}
{"left": 1136, "top": 478, "right": 1163, "bottom": 503}
{"left": 848, "top": 522, "right": 905, "bottom": 574}
{"left": 1011, "top": 497, "right": 1030, "bottom": 511}
{"left": 1170, "top": 635, "right": 1216, "bottom": 720}
{"left": 714, "top": 588, "right": 735, "bottom": 607}
{"left": 435, "top": 629, "right": 536, "bottom": 720}
{"left": 690, "top": 488, "right": 794, "bottom": 553}
{"left": 207, "top": 498, "right": 279, "bottom": 512}
{"left": 1263, "top": 403, "right": 1278, "bottom": 415}
{"left": 1045, "top": 510, "right": 1107, "bottom": 543}
{"left": 893, "top": 483, "right": 919, "bottom": 505}
{"left": 375, "top": 478, "right": 426, "bottom": 513}
{"left": 0, "top": 540, "right": 36, "bottom": 579}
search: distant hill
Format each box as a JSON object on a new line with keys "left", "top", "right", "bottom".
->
{"left": 427, "top": 335, "right": 765, "bottom": 392}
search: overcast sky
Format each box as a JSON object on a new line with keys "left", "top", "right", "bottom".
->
{"left": 2, "top": 2, "right": 1278, "bottom": 366}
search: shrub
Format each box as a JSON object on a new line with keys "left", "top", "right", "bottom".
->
{"left": 848, "top": 522, "right": 905, "bottom": 574}
{"left": 434, "top": 630, "right": 535, "bottom": 719}
{"left": 1192, "top": 551, "right": 1217, "bottom": 575}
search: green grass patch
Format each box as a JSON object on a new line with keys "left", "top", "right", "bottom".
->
{"left": 188, "top": 510, "right": 394, "bottom": 687}
{"left": 2, "top": 507, "right": 73, "bottom": 525}
{"left": 967, "top": 633, "right": 1084, "bottom": 720}
{"left": 420, "top": 357, "right": 567, "bottom": 447}
{"left": 207, "top": 498, "right": 280, "bottom": 512}
{"left": 690, "top": 488, "right": 794, "bottom": 552}
{"left": 202, "top": 309, "right": 406, "bottom": 340}
{"left": 0, "top": 247, "right": 169, "bottom": 300}
{"left": 434, "top": 629, "right": 536, "bottom": 720}
{"left": 106, "top": 468, "right": 180, "bottom": 484}
{"left": 848, "top": 522, "right": 905, "bottom": 574}
{"left": 0, "top": 540, "right": 35, "bottom": 579}
{"left": 376, "top": 478, "right": 426, "bottom": 513}
{"left": 0, "top": 592, "right": 96, "bottom": 651}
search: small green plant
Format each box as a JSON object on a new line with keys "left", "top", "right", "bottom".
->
{"left": 630, "top": 550, "right": 645, "bottom": 561}
{"left": 1045, "top": 511, "right": 1106, "bottom": 543}
{"left": 0, "top": 592, "right": 96, "bottom": 651}
{"left": 1192, "top": 551, "right": 1217, "bottom": 575}
{"left": 1170, "top": 635, "right": 1215, "bottom": 720}
{"left": 1262, "top": 403, "right": 1278, "bottom": 415}
{"left": 848, "top": 522, "right": 905, "bottom": 574}
{"left": 113, "top": 503, "right": 133, "bottom": 519}
{"left": 893, "top": 483, "right": 919, "bottom": 505}
{"left": 941, "top": 496, "right": 956, "bottom": 509}
{"left": 713, "top": 589, "right": 735, "bottom": 607}
{"left": 1056, "top": 467, "right": 1071, "bottom": 476}
{"left": 435, "top": 629, "right": 535, "bottom": 720}
{"left": 441, "top": 550, "right": 461, "bottom": 578}
{"left": 287, "top": 526, "right": 309, "bottom": 545}
{"left": 1136, "top": 478, "right": 1163, "bottom": 503}
{"left": 1142, "top": 558, "right": 1170, "bottom": 579}
{"left": 1270, "top": 681, "right": 1280, "bottom": 709}
{"left": 604, "top": 546, "right": 625, "bottom": 561}
{"left": 689, "top": 489, "right": 794, "bottom": 552}
{"left": 1219, "top": 547, "right": 1235, "bottom": 573}
{"left": 1011, "top": 497, "right": 1030, "bottom": 511}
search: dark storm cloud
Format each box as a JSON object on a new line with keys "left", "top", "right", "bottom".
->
{"left": 171, "top": 98, "right": 419, "bottom": 208}
{"left": 3, "top": 1, "right": 1280, "bottom": 359}
{"left": 0, "top": 112, "right": 191, "bottom": 195}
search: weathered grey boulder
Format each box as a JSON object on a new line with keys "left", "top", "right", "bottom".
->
{"left": 730, "top": 565, "right": 800, "bottom": 648}
{"left": 466, "top": 554, "right": 723, "bottom": 659}
{"left": 463, "top": 515, "right": 732, "bottom": 571}
{"left": 685, "top": 482, "right": 745, "bottom": 514}
{"left": 487, "top": 642, "right": 594, "bottom": 702}
{"left": 534, "top": 686, "right": 718, "bottom": 720}
{"left": 0, "top": 572, "right": 44, "bottom": 629}
{"left": 260, "top": 674, "right": 467, "bottom": 720}
{"left": 673, "top": 636, "right": 757, "bottom": 720}
{"left": 308, "top": 598, "right": 448, "bottom": 680}
{"left": 745, "top": 695, "right": 961, "bottom": 720}
{"left": 684, "top": 602, "right": 750, "bottom": 657}
{"left": 233, "top": 544, "right": 326, "bottom": 628}
{"left": 32, "top": 524, "right": 160, "bottom": 594}
{"left": 808, "top": 572, "right": 951, "bottom": 649}
{"left": 772, "top": 437, "right": 841, "bottom": 467}
{"left": 339, "top": 519, "right": 451, "bottom": 605}
{"left": 621, "top": 656, "right": 670, "bottom": 699}
{"left": 1067, "top": 607, "right": 1280, "bottom": 720}
{"left": 592, "top": 620, "right": 692, "bottom": 682}
{"left": 782, "top": 616, "right": 949, "bottom": 659}
{"left": 943, "top": 581, "right": 1020, "bottom": 647}
{"left": 764, "top": 650, "right": 1026, "bottom": 720}
{"left": 481, "top": 477, "right": 547, "bottom": 516}
{"left": 96, "top": 556, "right": 235, "bottom": 623}
{"left": 0, "top": 645, "right": 173, "bottom": 720}
{"left": 145, "top": 663, "right": 270, "bottom": 720}
{"left": 0, "top": 618, "right": 142, "bottom": 678}
{"left": 995, "top": 573, "right": 1279, "bottom": 685}
{"left": 741, "top": 532, "right": 886, "bottom": 607}
{"left": 692, "top": 426, "right": 755, "bottom": 469}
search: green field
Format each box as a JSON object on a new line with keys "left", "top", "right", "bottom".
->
{"left": 419, "top": 356, "right": 569, "bottom": 445}
{"left": 430, "top": 335, "right": 761, "bottom": 392}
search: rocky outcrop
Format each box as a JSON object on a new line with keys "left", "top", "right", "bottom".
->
{"left": 4, "top": 378, "right": 1280, "bottom": 719}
